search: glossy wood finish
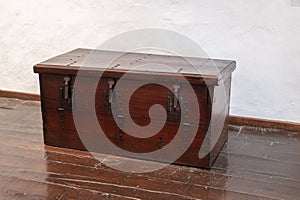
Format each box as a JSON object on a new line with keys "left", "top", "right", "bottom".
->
{"left": 34, "top": 49, "right": 235, "bottom": 168}
{"left": 34, "top": 48, "right": 236, "bottom": 85}
{"left": 38, "top": 73, "right": 215, "bottom": 168}
{"left": 39, "top": 74, "right": 208, "bottom": 125}
{"left": 1, "top": 97, "right": 300, "bottom": 199}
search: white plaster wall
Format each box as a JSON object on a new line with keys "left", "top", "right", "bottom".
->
{"left": 0, "top": 0, "right": 299, "bottom": 122}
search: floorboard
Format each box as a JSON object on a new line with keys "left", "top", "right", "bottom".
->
{"left": 0, "top": 97, "right": 299, "bottom": 200}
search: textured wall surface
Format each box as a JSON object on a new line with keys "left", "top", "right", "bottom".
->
{"left": 0, "top": 0, "right": 299, "bottom": 122}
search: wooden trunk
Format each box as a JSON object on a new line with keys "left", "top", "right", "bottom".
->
{"left": 34, "top": 48, "right": 236, "bottom": 168}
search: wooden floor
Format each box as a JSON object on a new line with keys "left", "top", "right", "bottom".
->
{"left": 0, "top": 97, "right": 299, "bottom": 200}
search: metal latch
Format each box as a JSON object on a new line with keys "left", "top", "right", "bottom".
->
{"left": 173, "top": 84, "right": 180, "bottom": 109}
{"left": 108, "top": 79, "right": 115, "bottom": 103}
{"left": 64, "top": 77, "right": 71, "bottom": 100}
{"left": 60, "top": 76, "right": 72, "bottom": 104}
{"left": 166, "top": 84, "right": 181, "bottom": 115}
{"left": 104, "top": 79, "right": 116, "bottom": 108}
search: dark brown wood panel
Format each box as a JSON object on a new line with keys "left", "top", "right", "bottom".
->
{"left": 40, "top": 74, "right": 208, "bottom": 125}
{"left": 114, "top": 79, "right": 208, "bottom": 125}
{"left": 42, "top": 108, "right": 210, "bottom": 168}
{"left": 207, "top": 76, "right": 232, "bottom": 166}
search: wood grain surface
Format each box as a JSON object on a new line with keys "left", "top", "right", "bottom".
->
{"left": 34, "top": 48, "right": 236, "bottom": 85}
{"left": 0, "top": 97, "right": 300, "bottom": 199}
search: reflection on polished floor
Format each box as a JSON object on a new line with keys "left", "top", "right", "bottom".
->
{"left": 0, "top": 97, "right": 299, "bottom": 200}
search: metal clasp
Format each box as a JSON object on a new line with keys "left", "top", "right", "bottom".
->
{"left": 60, "top": 76, "right": 72, "bottom": 104}
{"left": 64, "top": 77, "right": 71, "bottom": 100}
{"left": 108, "top": 79, "right": 115, "bottom": 103}
{"left": 166, "top": 84, "right": 181, "bottom": 115}
{"left": 104, "top": 79, "right": 115, "bottom": 108}
{"left": 173, "top": 84, "right": 180, "bottom": 109}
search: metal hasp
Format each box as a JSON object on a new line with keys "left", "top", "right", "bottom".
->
{"left": 173, "top": 84, "right": 181, "bottom": 109}
{"left": 64, "top": 77, "right": 71, "bottom": 100}
{"left": 166, "top": 83, "right": 181, "bottom": 115}
{"left": 59, "top": 76, "right": 72, "bottom": 104}
{"left": 104, "top": 79, "right": 115, "bottom": 108}
{"left": 108, "top": 79, "right": 115, "bottom": 103}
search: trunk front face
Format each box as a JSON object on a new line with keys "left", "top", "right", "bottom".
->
{"left": 38, "top": 72, "right": 231, "bottom": 168}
